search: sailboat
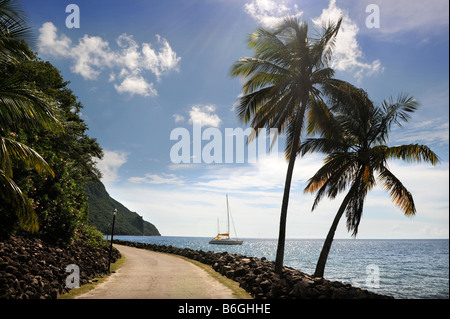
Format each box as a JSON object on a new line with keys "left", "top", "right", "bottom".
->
{"left": 209, "top": 195, "right": 243, "bottom": 245}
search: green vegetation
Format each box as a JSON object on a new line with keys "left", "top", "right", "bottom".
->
{"left": 80, "top": 224, "right": 109, "bottom": 248}
{"left": 2, "top": 53, "right": 104, "bottom": 244}
{"left": 0, "top": 0, "right": 64, "bottom": 235}
{"left": 0, "top": 0, "right": 159, "bottom": 244}
{"left": 85, "top": 181, "right": 160, "bottom": 236}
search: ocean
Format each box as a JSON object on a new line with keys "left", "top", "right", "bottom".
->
{"left": 113, "top": 236, "right": 449, "bottom": 299}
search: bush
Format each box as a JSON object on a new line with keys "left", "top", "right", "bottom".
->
{"left": 80, "top": 224, "right": 108, "bottom": 247}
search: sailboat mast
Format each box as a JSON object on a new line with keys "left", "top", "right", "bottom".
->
{"left": 226, "top": 194, "right": 230, "bottom": 235}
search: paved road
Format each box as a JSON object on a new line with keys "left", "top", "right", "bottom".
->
{"left": 76, "top": 244, "right": 236, "bottom": 299}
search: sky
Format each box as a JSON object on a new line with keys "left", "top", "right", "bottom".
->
{"left": 21, "top": 0, "right": 449, "bottom": 239}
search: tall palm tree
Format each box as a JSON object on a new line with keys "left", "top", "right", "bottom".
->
{"left": 230, "top": 17, "right": 345, "bottom": 274}
{"left": 0, "top": 0, "right": 63, "bottom": 232}
{"left": 299, "top": 83, "right": 440, "bottom": 278}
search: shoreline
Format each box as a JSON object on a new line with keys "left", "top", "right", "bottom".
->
{"left": 113, "top": 239, "right": 394, "bottom": 299}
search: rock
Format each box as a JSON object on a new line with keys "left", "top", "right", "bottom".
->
{"left": 259, "top": 279, "right": 271, "bottom": 292}
{"left": 234, "top": 266, "right": 247, "bottom": 277}
{"left": 0, "top": 261, "right": 7, "bottom": 271}
{"left": 4, "top": 265, "right": 18, "bottom": 275}
{"left": 0, "top": 232, "right": 121, "bottom": 299}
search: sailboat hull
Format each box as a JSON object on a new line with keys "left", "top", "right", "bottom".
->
{"left": 209, "top": 239, "right": 243, "bottom": 245}
{"left": 209, "top": 195, "right": 243, "bottom": 245}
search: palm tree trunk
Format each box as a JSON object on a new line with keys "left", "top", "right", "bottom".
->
{"left": 274, "top": 104, "right": 305, "bottom": 275}
{"left": 313, "top": 191, "right": 351, "bottom": 278}
{"left": 314, "top": 170, "right": 364, "bottom": 278}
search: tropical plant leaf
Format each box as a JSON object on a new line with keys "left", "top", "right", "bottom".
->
{"left": 377, "top": 166, "right": 416, "bottom": 216}
{"left": 384, "top": 144, "right": 440, "bottom": 165}
{"left": 0, "top": 76, "right": 64, "bottom": 134}
{"left": 0, "top": 136, "right": 54, "bottom": 178}
{"left": 0, "top": 169, "right": 38, "bottom": 232}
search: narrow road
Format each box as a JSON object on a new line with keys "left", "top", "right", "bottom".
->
{"left": 76, "top": 244, "right": 236, "bottom": 299}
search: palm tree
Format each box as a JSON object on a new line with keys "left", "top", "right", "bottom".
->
{"left": 230, "top": 17, "right": 346, "bottom": 274}
{"left": 0, "top": 0, "right": 32, "bottom": 64}
{"left": 0, "top": 0, "right": 63, "bottom": 232}
{"left": 299, "top": 83, "right": 440, "bottom": 278}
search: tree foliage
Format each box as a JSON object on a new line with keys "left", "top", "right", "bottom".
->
{"left": 1, "top": 0, "right": 64, "bottom": 235}
{"left": 1, "top": 46, "right": 103, "bottom": 244}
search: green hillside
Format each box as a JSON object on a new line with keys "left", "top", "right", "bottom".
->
{"left": 85, "top": 182, "right": 160, "bottom": 236}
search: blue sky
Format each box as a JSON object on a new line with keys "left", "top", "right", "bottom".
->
{"left": 22, "top": 0, "right": 449, "bottom": 239}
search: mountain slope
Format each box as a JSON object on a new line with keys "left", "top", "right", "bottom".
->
{"left": 85, "top": 182, "right": 160, "bottom": 236}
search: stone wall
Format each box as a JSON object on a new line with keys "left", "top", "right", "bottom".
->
{"left": 0, "top": 233, "right": 120, "bottom": 299}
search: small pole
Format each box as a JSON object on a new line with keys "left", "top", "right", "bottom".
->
{"left": 108, "top": 209, "right": 117, "bottom": 274}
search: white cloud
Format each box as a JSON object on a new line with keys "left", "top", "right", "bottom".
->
{"left": 128, "top": 173, "right": 184, "bottom": 186}
{"left": 114, "top": 74, "right": 157, "bottom": 97}
{"left": 38, "top": 23, "right": 180, "bottom": 97}
{"left": 142, "top": 34, "right": 181, "bottom": 80}
{"left": 108, "top": 72, "right": 116, "bottom": 82}
{"left": 94, "top": 150, "right": 128, "bottom": 186}
{"left": 193, "top": 152, "right": 323, "bottom": 193}
{"left": 312, "top": 0, "right": 383, "bottom": 80}
{"left": 391, "top": 118, "right": 449, "bottom": 147}
{"left": 244, "top": 0, "right": 303, "bottom": 29}
{"left": 173, "top": 114, "right": 185, "bottom": 123}
{"left": 188, "top": 105, "right": 222, "bottom": 127}
{"left": 243, "top": 0, "right": 383, "bottom": 81}
{"left": 38, "top": 22, "right": 72, "bottom": 56}
{"left": 116, "top": 34, "right": 141, "bottom": 71}
{"left": 70, "top": 34, "right": 115, "bottom": 80}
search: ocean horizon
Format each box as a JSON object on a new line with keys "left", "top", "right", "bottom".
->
{"left": 112, "top": 235, "right": 449, "bottom": 299}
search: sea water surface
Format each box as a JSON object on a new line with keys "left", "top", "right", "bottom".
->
{"left": 113, "top": 236, "right": 449, "bottom": 299}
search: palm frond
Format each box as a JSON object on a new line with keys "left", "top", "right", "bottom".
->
{"left": 0, "top": 0, "right": 33, "bottom": 64}
{"left": 377, "top": 166, "right": 416, "bottom": 216}
{"left": 304, "top": 154, "right": 359, "bottom": 210}
{"left": 0, "top": 0, "right": 30, "bottom": 38}
{"left": 342, "top": 164, "right": 377, "bottom": 237}
{"left": 345, "top": 180, "right": 367, "bottom": 237}
{"left": 247, "top": 26, "right": 293, "bottom": 67}
{"left": 299, "top": 137, "right": 348, "bottom": 157}
{"left": 372, "top": 93, "right": 419, "bottom": 144}
{"left": 305, "top": 95, "right": 338, "bottom": 137}
{"left": 235, "top": 86, "right": 273, "bottom": 123}
{"left": 0, "top": 136, "right": 54, "bottom": 177}
{"left": 0, "top": 169, "right": 38, "bottom": 232}
{"left": 384, "top": 144, "right": 440, "bottom": 165}
{"left": 0, "top": 76, "right": 65, "bottom": 134}
{"left": 311, "top": 67, "right": 335, "bottom": 85}
{"left": 230, "top": 57, "right": 289, "bottom": 81}
{"left": 251, "top": 91, "right": 296, "bottom": 132}
{"left": 310, "top": 17, "right": 342, "bottom": 68}
{"left": 243, "top": 72, "right": 285, "bottom": 95}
